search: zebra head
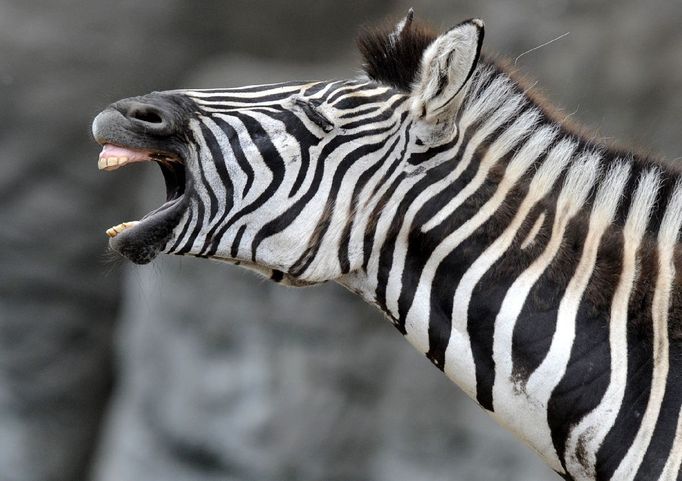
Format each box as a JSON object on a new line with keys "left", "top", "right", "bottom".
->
{"left": 92, "top": 14, "right": 483, "bottom": 285}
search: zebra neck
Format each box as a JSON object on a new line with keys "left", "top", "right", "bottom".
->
{"left": 339, "top": 64, "right": 682, "bottom": 479}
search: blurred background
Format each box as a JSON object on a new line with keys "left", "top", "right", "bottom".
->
{"left": 1, "top": 1, "right": 680, "bottom": 480}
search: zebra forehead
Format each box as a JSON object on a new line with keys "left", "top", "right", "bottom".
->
{"left": 177, "top": 79, "right": 398, "bottom": 110}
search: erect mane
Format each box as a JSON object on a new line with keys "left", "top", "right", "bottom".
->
{"left": 356, "top": 14, "right": 437, "bottom": 92}
{"left": 357, "top": 13, "right": 676, "bottom": 179}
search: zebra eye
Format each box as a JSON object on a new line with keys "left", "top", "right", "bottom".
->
{"left": 293, "top": 98, "right": 334, "bottom": 133}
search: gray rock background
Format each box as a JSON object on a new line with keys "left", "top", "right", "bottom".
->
{"left": 1, "top": 1, "right": 680, "bottom": 481}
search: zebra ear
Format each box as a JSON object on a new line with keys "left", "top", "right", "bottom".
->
{"left": 411, "top": 19, "right": 484, "bottom": 131}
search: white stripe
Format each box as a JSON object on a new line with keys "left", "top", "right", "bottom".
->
{"left": 491, "top": 151, "right": 601, "bottom": 473}
{"left": 527, "top": 160, "right": 628, "bottom": 393}
{"left": 611, "top": 179, "right": 682, "bottom": 480}
{"left": 329, "top": 86, "right": 394, "bottom": 105}
{"left": 199, "top": 117, "right": 247, "bottom": 211}
{"left": 520, "top": 211, "right": 546, "bottom": 250}
{"left": 185, "top": 121, "right": 225, "bottom": 218}
{"left": 444, "top": 126, "right": 561, "bottom": 391}
{"left": 336, "top": 94, "right": 405, "bottom": 125}
{"left": 421, "top": 108, "right": 540, "bottom": 232}
{"left": 195, "top": 103, "right": 284, "bottom": 112}
{"left": 564, "top": 167, "right": 659, "bottom": 479}
{"left": 660, "top": 406, "right": 682, "bottom": 480}
{"left": 210, "top": 113, "right": 274, "bottom": 205}
{"left": 446, "top": 138, "right": 574, "bottom": 370}
{"left": 310, "top": 81, "right": 368, "bottom": 100}
{"left": 402, "top": 105, "right": 536, "bottom": 355}
{"left": 183, "top": 83, "right": 310, "bottom": 98}
{"left": 172, "top": 198, "right": 201, "bottom": 252}
{"left": 306, "top": 122, "right": 408, "bottom": 280}
{"left": 525, "top": 159, "right": 627, "bottom": 427}
{"left": 384, "top": 92, "right": 525, "bottom": 321}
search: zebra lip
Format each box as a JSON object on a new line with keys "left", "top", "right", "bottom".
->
{"left": 107, "top": 195, "right": 188, "bottom": 265}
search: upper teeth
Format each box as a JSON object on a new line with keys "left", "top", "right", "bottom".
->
{"left": 106, "top": 221, "right": 139, "bottom": 238}
{"left": 98, "top": 156, "right": 129, "bottom": 171}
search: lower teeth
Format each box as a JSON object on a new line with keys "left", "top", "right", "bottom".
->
{"left": 106, "top": 221, "right": 139, "bottom": 238}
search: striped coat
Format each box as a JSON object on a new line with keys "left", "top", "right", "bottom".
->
{"left": 92, "top": 12, "right": 682, "bottom": 480}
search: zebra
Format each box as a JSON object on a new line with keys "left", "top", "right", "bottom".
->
{"left": 92, "top": 11, "right": 682, "bottom": 481}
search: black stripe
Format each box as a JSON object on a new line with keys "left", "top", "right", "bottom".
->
{"left": 251, "top": 123, "right": 397, "bottom": 267}
{"left": 169, "top": 206, "right": 194, "bottom": 254}
{"left": 465, "top": 167, "right": 555, "bottom": 409}
{"left": 548, "top": 225, "right": 622, "bottom": 470}
{"left": 266, "top": 109, "right": 324, "bottom": 198}
{"left": 594, "top": 242, "right": 656, "bottom": 479}
{"left": 339, "top": 105, "right": 381, "bottom": 119}
{"left": 339, "top": 96, "right": 407, "bottom": 130}
{"left": 212, "top": 117, "right": 254, "bottom": 197}
{"left": 325, "top": 82, "right": 372, "bottom": 104}
{"left": 193, "top": 91, "right": 300, "bottom": 104}
{"left": 338, "top": 132, "right": 404, "bottom": 274}
{"left": 332, "top": 91, "right": 396, "bottom": 110}
{"left": 194, "top": 121, "right": 236, "bottom": 256}
{"left": 302, "top": 81, "right": 332, "bottom": 97}
{"left": 205, "top": 112, "right": 286, "bottom": 256}
{"left": 511, "top": 215, "right": 586, "bottom": 383}
{"left": 176, "top": 188, "right": 206, "bottom": 255}
{"left": 289, "top": 124, "right": 400, "bottom": 277}
{"left": 422, "top": 123, "right": 537, "bottom": 369}
{"left": 468, "top": 201, "right": 554, "bottom": 409}
{"left": 633, "top": 331, "right": 682, "bottom": 480}
{"left": 372, "top": 132, "right": 462, "bottom": 316}
{"left": 194, "top": 124, "right": 221, "bottom": 222}
{"left": 392, "top": 116, "right": 503, "bottom": 334}
{"left": 363, "top": 172, "right": 406, "bottom": 276}
{"left": 230, "top": 224, "right": 247, "bottom": 258}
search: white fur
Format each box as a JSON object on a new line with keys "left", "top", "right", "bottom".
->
{"left": 520, "top": 212, "right": 547, "bottom": 250}
{"left": 564, "top": 167, "right": 659, "bottom": 479}
{"left": 611, "top": 178, "right": 682, "bottom": 480}
{"left": 384, "top": 82, "right": 522, "bottom": 322}
{"left": 660, "top": 410, "right": 682, "bottom": 480}
{"left": 422, "top": 106, "right": 539, "bottom": 232}
{"left": 443, "top": 125, "right": 559, "bottom": 387}
{"left": 491, "top": 151, "right": 601, "bottom": 473}
{"left": 411, "top": 20, "right": 483, "bottom": 124}
{"left": 401, "top": 106, "right": 538, "bottom": 355}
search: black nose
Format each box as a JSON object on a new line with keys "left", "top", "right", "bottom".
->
{"left": 116, "top": 100, "right": 174, "bottom": 135}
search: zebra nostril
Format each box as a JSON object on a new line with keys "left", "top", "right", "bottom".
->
{"left": 116, "top": 101, "right": 173, "bottom": 132}
{"left": 127, "top": 104, "right": 164, "bottom": 125}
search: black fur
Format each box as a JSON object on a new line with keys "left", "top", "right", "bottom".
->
{"left": 357, "top": 15, "right": 436, "bottom": 92}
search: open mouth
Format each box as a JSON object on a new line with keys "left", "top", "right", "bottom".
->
{"left": 96, "top": 142, "right": 188, "bottom": 263}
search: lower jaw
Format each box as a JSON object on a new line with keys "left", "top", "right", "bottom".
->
{"left": 109, "top": 195, "right": 188, "bottom": 264}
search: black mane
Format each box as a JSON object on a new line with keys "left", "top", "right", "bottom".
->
{"left": 357, "top": 15, "right": 437, "bottom": 92}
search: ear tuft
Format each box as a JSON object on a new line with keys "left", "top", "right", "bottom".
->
{"left": 357, "top": 10, "right": 437, "bottom": 92}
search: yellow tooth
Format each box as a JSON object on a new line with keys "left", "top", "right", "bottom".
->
{"left": 105, "top": 221, "right": 140, "bottom": 238}
{"left": 98, "top": 156, "right": 131, "bottom": 171}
